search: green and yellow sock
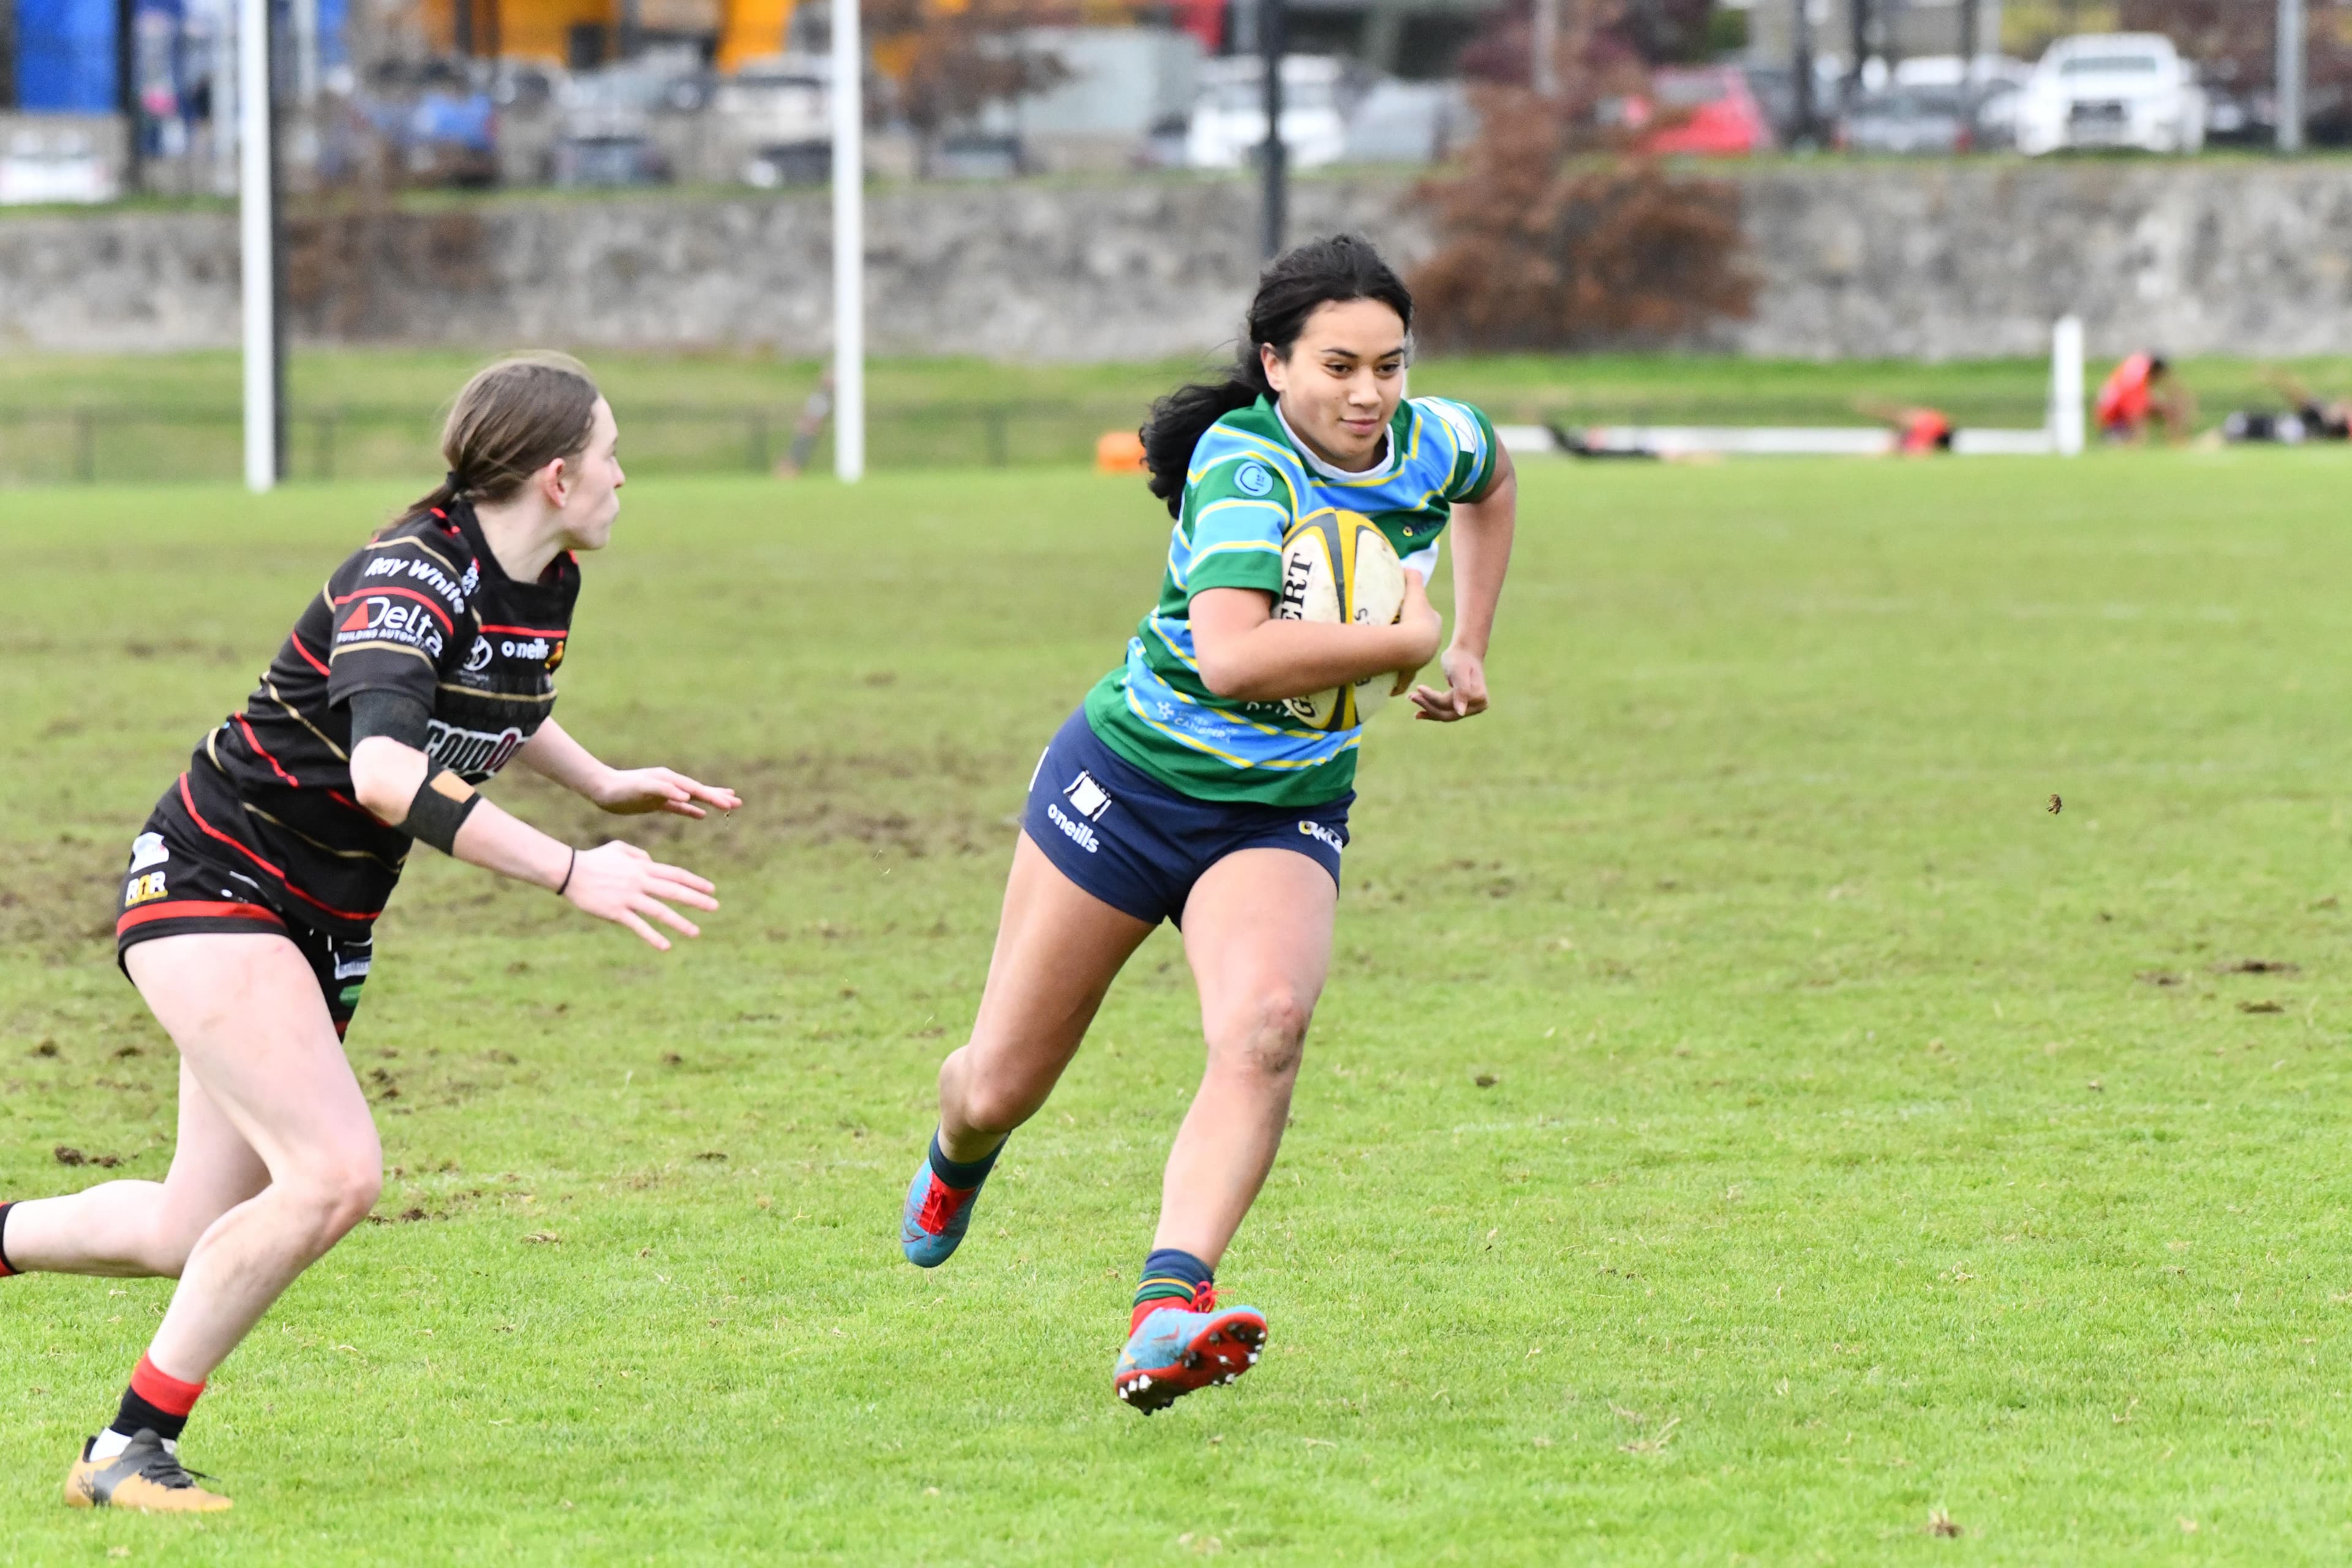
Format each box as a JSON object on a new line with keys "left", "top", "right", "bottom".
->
{"left": 1131, "top": 1247, "right": 1213, "bottom": 1333}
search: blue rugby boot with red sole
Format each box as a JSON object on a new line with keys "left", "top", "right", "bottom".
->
{"left": 1114, "top": 1291, "right": 1268, "bottom": 1413}
{"left": 900, "top": 1158, "right": 986, "bottom": 1268}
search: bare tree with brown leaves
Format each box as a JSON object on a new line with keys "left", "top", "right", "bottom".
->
{"left": 864, "top": 0, "right": 1072, "bottom": 172}
{"left": 1411, "top": 83, "right": 1755, "bottom": 352}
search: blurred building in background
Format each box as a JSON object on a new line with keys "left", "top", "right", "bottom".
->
{"left": 0, "top": 0, "right": 1523, "bottom": 198}
{"left": 1746, "top": 0, "right": 2003, "bottom": 83}
{"left": 0, "top": 0, "right": 2342, "bottom": 204}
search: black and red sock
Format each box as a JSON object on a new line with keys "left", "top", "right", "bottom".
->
{"left": 111, "top": 1354, "right": 205, "bottom": 1445}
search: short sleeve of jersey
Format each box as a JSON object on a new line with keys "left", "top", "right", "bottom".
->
{"left": 323, "top": 536, "right": 469, "bottom": 708}
{"left": 1419, "top": 398, "right": 1501, "bottom": 503}
{"left": 1180, "top": 443, "right": 1295, "bottom": 598}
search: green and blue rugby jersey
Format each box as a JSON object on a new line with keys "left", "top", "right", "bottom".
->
{"left": 1084, "top": 392, "right": 1501, "bottom": 807}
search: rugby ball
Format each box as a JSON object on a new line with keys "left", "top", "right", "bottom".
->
{"left": 1273, "top": 508, "right": 1408, "bottom": 732}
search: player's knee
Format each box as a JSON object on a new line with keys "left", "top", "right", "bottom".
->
{"left": 146, "top": 1207, "right": 218, "bottom": 1278}
{"left": 956, "top": 1077, "right": 1041, "bottom": 1137}
{"left": 1216, "top": 990, "right": 1312, "bottom": 1079}
{"left": 322, "top": 1159, "right": 384, "bottom": 1238}
{"left": 288, "top": 1157, "right": 382, "bottom": 1250}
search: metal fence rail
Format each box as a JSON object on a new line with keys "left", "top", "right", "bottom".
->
{"left": 0, "top": 388, "right": 2070, "bottom": 487}
{"left": 0, "top": 400, "right": 1163, "bottom": 486}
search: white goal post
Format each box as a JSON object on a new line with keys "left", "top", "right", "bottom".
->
{"left": 830, "top": 0, "right": 865, "bottom": 483}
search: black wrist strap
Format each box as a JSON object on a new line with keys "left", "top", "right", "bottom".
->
{"left": 405, "top": 766, "right": 482, "bottom": 855}
{"left": 556, "top": 847, "right": 577, "bottom": 897}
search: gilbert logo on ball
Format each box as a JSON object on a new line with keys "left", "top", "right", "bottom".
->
{"left": 1272, "top": 509, "right": 1407, "bottom": 733}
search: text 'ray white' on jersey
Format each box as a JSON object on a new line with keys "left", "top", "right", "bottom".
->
{"left": 151, "top": 501, "right": 580, "bottom": 938}
{"left": 1085, "top": 393, "right": 1500, "bottom": 808}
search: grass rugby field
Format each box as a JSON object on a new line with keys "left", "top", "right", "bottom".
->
{"left": 6, "top": 450, "right": 2352, "bottom": 1562}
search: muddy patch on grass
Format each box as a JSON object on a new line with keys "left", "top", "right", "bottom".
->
{"left": 490, "top": 744, "right": 1016, "bottom": 862}
{"left": 3, "top": 744, "right": 1017, "bottom": 963}
{"left": 0, "top": 835, "right": 126, "bottom": 962}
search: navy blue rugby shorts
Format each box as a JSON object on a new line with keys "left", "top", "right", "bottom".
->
{"left": 1021, "top": 709, "right": 1351, "bottom": 927}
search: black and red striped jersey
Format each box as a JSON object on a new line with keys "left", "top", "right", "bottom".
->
{"left": 152, "top": 500, "right": 579, "bottom": 938}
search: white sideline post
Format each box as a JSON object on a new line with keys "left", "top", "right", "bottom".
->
{"left": 829, "top": 0, "right": 864, "bottom": 483}
{"left": 238, "top": 0, "right": 276, "bottom": 493}
{"left": 2051, "top": 315, "right": 2085, "bottom": 458}
{"left": 2280, "top": 0, "right": 2306, "bottom": 154}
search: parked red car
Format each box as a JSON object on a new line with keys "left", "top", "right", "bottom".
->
{"left": 1631, "top": 67, "right": 1776, "bottom": 156}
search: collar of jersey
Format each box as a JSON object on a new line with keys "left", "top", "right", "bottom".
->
{"left": 1268, "top": 398, "right": 1401, "bottom": 484}
{"left": 448, "top": 499, "right": 571, "bottom": 600}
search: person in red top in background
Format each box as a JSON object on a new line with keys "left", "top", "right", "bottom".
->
{"left": 1858, "top": 400, "right": 1954, "bottom": 456}
{"left": 2096, "top": 352, "right": 2195, "bottom": 443}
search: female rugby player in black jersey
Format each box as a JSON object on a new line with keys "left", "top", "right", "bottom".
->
{"left": 2, "top": 353, "right": 738, "bottom": 1513}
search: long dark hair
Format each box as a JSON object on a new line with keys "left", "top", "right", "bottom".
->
{"left": 1141, "top": 233, "right": 1414, "bottom": 518}
{"left": 398, "top": 352, "right": 603, "bottom": 526}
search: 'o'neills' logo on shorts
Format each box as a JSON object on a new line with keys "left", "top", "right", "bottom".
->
{"left": 426, "top": 720, "right": 527, "bottom": 782}
{"left": 1298, "top": 820, "right": 1344, "bottom": 854}
{"left": 1045, "top": 802, "right": 1099, "bottom": 853}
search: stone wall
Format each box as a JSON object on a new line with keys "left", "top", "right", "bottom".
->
{"left": 9, "top": 162, "right": 2352, "bottom": 361}
{"left": 1732, "top": 162, "right": 2352, "bottom": 360}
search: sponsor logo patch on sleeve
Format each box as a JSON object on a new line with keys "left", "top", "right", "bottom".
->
{"left": 333, "top": 595, "right": 447, "bottom": 662}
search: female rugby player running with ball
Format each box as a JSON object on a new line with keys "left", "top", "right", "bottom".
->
{"left": 2, "top": 353, "right": 737, "bottom": 1512}
{"left": 900, "top": 235, "right": 1517, "bottom": 1411}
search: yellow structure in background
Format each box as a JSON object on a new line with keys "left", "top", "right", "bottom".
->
{"left": 420, "top": 0, "right": 792, "bottom": 66}
{"left": 718, "top": 0, "right": 797, "bottom": 70}
{"left": 421, "top": 0, "right": 612, "bottom": 61}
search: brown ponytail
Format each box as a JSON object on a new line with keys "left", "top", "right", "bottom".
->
{"left": 398, "top": 352, "right": 602, "bottom": 526}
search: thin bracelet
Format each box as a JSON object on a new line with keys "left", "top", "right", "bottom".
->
{"left": 555, "top": 847, "right": 576, "bottom": 896}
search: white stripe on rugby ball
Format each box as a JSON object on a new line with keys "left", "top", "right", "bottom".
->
{"left": 1273, "top": 508, "right": 1408, "bottom": 733}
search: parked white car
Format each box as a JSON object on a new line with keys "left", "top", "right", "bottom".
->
{"left": 1341, "top": 78, "right": 1477, "bottom": 165}
{"left": 0, "top": 119, "right": 119, "bottom": 205}
{"left": 715, "top": 55, "right": 832, "bottom": 187}
{"left": 1185, "top": 55, "right": 1348, "bottom": 171}
{"left": 2016, "top": 33, "right": 2204, "bottom": 155}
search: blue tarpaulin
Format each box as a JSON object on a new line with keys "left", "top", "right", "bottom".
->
{"left": 15, "top": 0, "right": 120, "bottom": 112}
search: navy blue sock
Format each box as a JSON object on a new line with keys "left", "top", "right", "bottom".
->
{"left": 1134, "top": 1247, "right": 1214, "bottom": 1318}
{"left": 927, "top": 1131, "right": 1002, "bottom": 1191}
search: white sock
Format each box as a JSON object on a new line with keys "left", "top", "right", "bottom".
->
{"left": 89, "top": 1430, "right": 176, "bottom": 1461}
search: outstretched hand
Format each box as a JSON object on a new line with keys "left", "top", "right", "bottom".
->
{"left": 1410, "top": 647, "right": 1490, "bottom": 722}
{"left": 561, "top": 840, "right": 719, "bottom": 951}
{"left": 590, "top": 767, "right": 741, "bottom": 819}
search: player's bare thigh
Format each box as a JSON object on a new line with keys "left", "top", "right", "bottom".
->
{"left": 1181, "top": 846, "right": 1338, "bottom": 1062}
{"left": 940, "top": 833, "right": 1154, "bottom": 1140}
{"left": 123, "top": 933, "right": 379, "bottom": 1186}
